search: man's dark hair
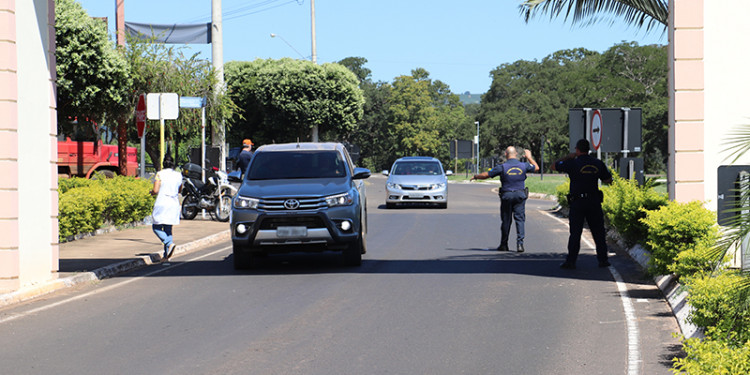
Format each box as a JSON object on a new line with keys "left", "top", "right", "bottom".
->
{"left": 576, "top": 139, "right": 590, "bottom": 153}
{"left": 163, "top": 155, "right": 175, "bottom": 169}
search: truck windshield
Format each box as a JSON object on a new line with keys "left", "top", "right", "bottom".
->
{"left": 246, "top": 151, "right": 347, "bottom": 180}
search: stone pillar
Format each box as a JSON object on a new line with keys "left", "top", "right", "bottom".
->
{"left": 0, "top": 0, "right": 58, "bottom": 292}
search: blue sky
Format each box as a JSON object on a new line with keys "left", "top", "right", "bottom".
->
{"left": 76, "top": 0, "right": 666, "bottom": 94}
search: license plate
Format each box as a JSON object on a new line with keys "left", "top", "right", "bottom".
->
{"left": 408, "top": 193, "right": 425, "bottom": 199}
{"left": 276, "top": 226, "right": 307, "bottom": 238}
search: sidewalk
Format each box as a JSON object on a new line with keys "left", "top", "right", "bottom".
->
{"left": 0, "top": 218, "right": 230, "bottom": 308}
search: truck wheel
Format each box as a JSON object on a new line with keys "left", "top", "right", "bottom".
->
{"left": 91, "top": 170, "right": 116, "bottom": 179}
{"left": 342, "top": 233, "right": 363, "bottom": 267}
{"left": 233, "top": 245, "right": 255, "bottom": 270}
{"left": 181, "top": 195, "right": 199, "bottom": 220}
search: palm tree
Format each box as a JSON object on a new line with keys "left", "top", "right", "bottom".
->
{"left": 519, "top": 0, "right": 668, "bottom": 33}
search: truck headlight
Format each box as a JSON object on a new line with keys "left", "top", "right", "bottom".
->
{"left": 325, "top": 192, "right": 353, "bottom": 207}
{"left": 233, "top": 196, "right": 259, "bottom": 209}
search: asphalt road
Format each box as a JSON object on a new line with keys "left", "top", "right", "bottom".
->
{"left": 0, "top": 175, "right": 682, "bottom": 375}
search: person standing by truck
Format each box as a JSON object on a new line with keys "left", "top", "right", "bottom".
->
{"left": 150, "top": 155, "right": 183, "bottom": 260}
{"left": 235, "top": 139, "right": 254, "bottom": 178}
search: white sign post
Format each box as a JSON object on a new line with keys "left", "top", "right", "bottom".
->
{"left": 146, "top": 93, "right": 179, "bottom": 169}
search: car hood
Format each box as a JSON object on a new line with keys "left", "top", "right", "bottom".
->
{"left": 388, "top": 175, "right": 446, "bottom": 186}
{"left": 238, "top": 178, "right": 351, "bottom": 198}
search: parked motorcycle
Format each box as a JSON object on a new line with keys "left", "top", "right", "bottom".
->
{"left": 180, "top": 162, "right": 237, "bottom": 222}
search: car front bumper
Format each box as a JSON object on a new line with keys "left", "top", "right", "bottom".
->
{"left": 385, "top": 186, "right": 448, "bottom": 204}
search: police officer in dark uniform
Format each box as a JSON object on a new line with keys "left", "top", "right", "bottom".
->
{"left": 552, "top": 139, "right": 613, "bottom": 269}
{"left": 472, "top": 146, "right": 539, "bottom": 252}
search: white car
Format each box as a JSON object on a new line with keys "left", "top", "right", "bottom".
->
{"left": 383, "top": 156, "right": 451, "bottom": 209}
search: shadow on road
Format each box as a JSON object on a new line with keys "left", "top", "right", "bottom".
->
{"left": 137, "top": 249, "right": 644, "bottom": 285}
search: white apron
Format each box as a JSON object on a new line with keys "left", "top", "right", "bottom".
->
{"left": 152, "top": 168, "right": 183, "bottom": 225}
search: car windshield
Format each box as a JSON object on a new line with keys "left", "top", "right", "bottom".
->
{"left": 246, "top": 151, "right": 347, "bottom": 180}
{"left": 392, "top": 161, "right": 442, "bottom": 176}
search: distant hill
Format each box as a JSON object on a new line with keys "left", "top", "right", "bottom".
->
{"left": 458, "top": 92, "right": 481, "bottom": 105}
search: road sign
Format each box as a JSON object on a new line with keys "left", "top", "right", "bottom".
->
{"left": 591, "top": 109, "right": 603, "bottom": 150}
{"left": 179, "top": 96, "right": 205, "bottom": 109}
{"left": 136, "top": 94, "right": 147, "bottom": 138}
{"left": 146, "top": 93, "right": 179, "bottom": 120}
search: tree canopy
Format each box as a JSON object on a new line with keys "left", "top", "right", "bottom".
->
{"left": 479, "top": 43, "right": 667, "bottom": 172}
{"left": 55, "top": 0, "right": 131, "bottom": 135}
{"left": 225, "top": 58, "right": 365, "bottom": 146}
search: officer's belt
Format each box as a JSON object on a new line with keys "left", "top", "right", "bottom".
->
{"left": 567, "top": 192, "right": 599, "bottom": 202}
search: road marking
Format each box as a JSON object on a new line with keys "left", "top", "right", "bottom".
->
{"left": 542, "top": 210, "right": 642, "bottom": 375}
{"left": 0, "top": 246, "right": 232, "bottom": 325}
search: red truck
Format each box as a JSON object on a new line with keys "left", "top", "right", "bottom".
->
{"left": 57, "top": 137, "right": 138, "bottom": 178}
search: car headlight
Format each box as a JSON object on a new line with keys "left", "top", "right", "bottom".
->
{"left": 233, "top": 196, "right": 259, "bottom": 209}
{"left": 387, "top": 182, "right": 400, "bottom": 189}
{"left": 326, "top": 192, "right": 353, "bottom": 207}
{"left": 430, "top": 183, "right": 446, "bottom": 190}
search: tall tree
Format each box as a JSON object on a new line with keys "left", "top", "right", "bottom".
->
{"left": 55, "top": 0, "right": 131, "bottom": 137}
{"left": 387, "top": 69, "right": 474, "bottom": 167}
{"left": 225, "top": 59, "right": 365, "bottom": 146}
{"left": 519, "top": 0, "right": 668, "bottom": 33}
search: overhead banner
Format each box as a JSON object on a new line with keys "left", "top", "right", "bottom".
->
{"left": 125, "top": 22, "right": 211, "bottom": 44}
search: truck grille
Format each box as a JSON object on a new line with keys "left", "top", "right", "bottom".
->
{"left": 258, "top": 197, "right": 326, "bottom": 211}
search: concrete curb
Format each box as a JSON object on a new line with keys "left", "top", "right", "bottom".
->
{"left": 0, "top": 230, "right": 230, "bottom": 308}
{"left": 610, "top": 232, "right": 704, "bottom": 339}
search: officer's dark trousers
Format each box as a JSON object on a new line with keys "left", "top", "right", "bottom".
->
{"left": 566, "top": 198, "right": 609, "bottom": 264}
{"left": 500, "top": 190, "right": 527, "bottom": 247}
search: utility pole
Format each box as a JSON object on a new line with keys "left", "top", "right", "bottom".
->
{"left": 212, "top": 0, "right": 226, "bottom": 170}
{"left": 115, "top": 0, "right": 128, "bottom": 176}
{"left": 475, "top": 121, "right": 480, "bottom": 173}
{"left": 310, "top": 0, "right": 318, "bottom": 142}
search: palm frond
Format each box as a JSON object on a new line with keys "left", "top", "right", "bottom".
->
{"left": 519, "top": 0, "right": 668, "bottom": 33}
{"left": 722, "top": 123, "right": 750, "bottom": 164}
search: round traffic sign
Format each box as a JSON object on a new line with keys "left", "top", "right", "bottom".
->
{"left": 591, "top": 109, "right": 603, "bottom": 150}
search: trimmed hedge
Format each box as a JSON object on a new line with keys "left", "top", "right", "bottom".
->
{"left": 58, "top": 176, "right": 154, "bottom": 241}
{"left": 602, "top": 175, "right": 668, "bottom": 246}
{"left": 640, "top": 200, "right": 718, "bottom": 277}
{"left": 673, "top": 336, "right": 750, "bottom": 374}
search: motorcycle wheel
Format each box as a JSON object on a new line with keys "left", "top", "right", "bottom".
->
{"left": 215, "top": 190, "right": 232, "bottom": 222}
{"left": 181, "top": 194, "right": 199, "bottom": 220}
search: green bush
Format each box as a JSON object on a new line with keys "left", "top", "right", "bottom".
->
{"left": 685, "top": 271, "right": 750, "bottom": 344}
{"left": 602, "top": 175, "right": 668, "bottom": 246}
{"left": 58, "top": 176, "right": 155, "bottom": 241}
{"left": 640, "top": 200, "right": 717, "bottom": 276}
{"left": 58, "top": 177, "right": 93, "bottom": 194}
{"left": 98, "top": 177, "right": 154, "bottom": 226}
{"left": 58, "top": 184, "right": 109, "bottom": 239}
{"left": 672, "top": 336, "right": 750, "bottom": 374}
{"left": 555, "top": 179, "right": 570, "bottom": 208}
{"left": 671, "top": 242, "right": 726, "bottom": 280}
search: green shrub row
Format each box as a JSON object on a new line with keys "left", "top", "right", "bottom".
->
{"left": 554, "top": 173, "right": 749, "bottom": 373}
{"left": 602, "top": 176, "right": 669, "bottom": 246}
{"left": 58, "top": 176, "right": 154, "bottom": 241}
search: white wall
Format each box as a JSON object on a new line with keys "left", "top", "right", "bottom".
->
{"left": 16, "top": 0, "right": 55, "bottom": 286}
{"left": 703, "top": 0, "right": 750, "bottom": 213}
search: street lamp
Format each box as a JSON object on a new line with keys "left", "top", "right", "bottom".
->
{"left": 475, "top": 121, "right": 480, "bottom": 173}
{"left": 270, "top": 33, "right": 307, "bottom": 60}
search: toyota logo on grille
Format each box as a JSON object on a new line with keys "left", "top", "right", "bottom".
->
{"left": 284, "top": 199, "right": 300, "bottom": 210}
